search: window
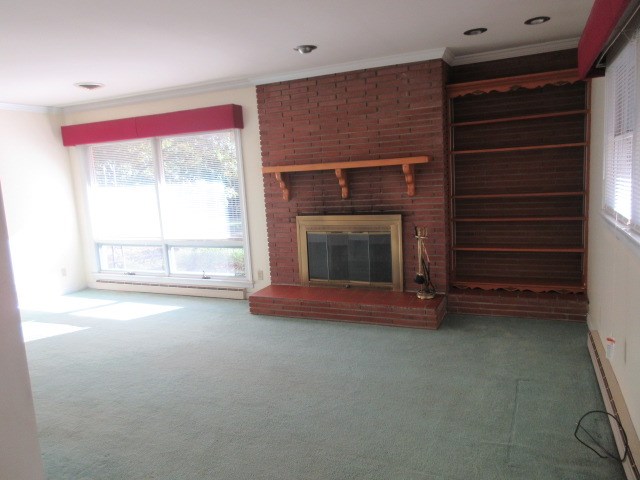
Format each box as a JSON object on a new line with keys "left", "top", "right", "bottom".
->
{"left": 604, "top": 28, "right": 640, "bottom": 244}
{"left": 86, "top": 130, "right": 249, "bottom": 281}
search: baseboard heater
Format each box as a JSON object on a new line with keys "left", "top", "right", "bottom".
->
{"left": 93, "top": 279, "right": 245, "bottom": 300}
{"left": 588, "top": 330, "right": 640, "bottom": 480}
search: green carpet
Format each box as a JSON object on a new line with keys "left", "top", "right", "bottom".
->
{"left": 22, "top": 289, "right": 625, "bottom": 480}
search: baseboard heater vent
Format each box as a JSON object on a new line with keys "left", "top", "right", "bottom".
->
{"left": 93, "top": 279, "right": 245, "bottom": 300}
{"left": 588, "top": 331, "right": 639, "bottom": 480}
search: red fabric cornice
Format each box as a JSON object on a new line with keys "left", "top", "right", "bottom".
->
{"left": 578, "top": 0, "right": 632, "bottom": 79}
{"left": 61, "top": 104, "right": 244, "bottom": 146}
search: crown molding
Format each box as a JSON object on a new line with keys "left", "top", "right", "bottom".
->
{"left": 450, "top": 37, "right": 580, "bottom": 66}
{"left": 441, "top": 48, "right": 456, "bottom": 66}
{"left": 251, "top": 48, "right": 449, "bottom": 85}
{"left": 0, "top": 102, "right": 58, "bottom": 114}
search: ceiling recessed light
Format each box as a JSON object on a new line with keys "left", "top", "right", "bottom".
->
{"left": 524, "top": 16, "right": 550, "bottom": 25}
{"left": 74, "top": 82, "right": 104, "bottom": 90}
{"left": 293, "top": 45, "right": 317, "bottom": 54}
{"left": 463, "top": 28, "right": 487, "bottom": 36}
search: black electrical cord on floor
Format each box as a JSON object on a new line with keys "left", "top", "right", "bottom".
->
{"left": 574, "top": 410, "right": 629, "bottom": 462}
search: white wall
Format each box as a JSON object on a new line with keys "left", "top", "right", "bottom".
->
{"left": 0, "top": 185, "right": 45, "bottom": 480}
{"left": 588, "top": 77, "right": 640, "bottom": 433}
{"left": 63, "top": 87, "right": 270, "bottom": 292}
{"left": 0, "top": 109, "right": 86, "bottom": 301}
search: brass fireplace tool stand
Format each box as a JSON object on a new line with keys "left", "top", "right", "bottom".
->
{"left": 414, "top": 226, "right": 436, "bottom": 300}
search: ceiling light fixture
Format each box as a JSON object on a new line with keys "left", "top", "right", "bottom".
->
{"left": 75, "top": 82, "right": 104, "bottom": 90}
{"left": 463, "top": 28, "right": 487, "bottom": 36}
{"left": 294, "top": 45, "right": 317, "bottom": 54}
{"left": 524, "top": 16, "right": 550, "bottom": 25}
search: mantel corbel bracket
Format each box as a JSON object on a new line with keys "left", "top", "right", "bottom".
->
{"left": 274, "top": 172, "right": 289, "bottom": 201}
{"left": 335, "top": 169, "right": 349, "bottom": 199}
{"left": 263, "top": 156, "right": 430, "bottom": 201}
{"left": 402, "top": 164, "right": 415, "bottom": 196}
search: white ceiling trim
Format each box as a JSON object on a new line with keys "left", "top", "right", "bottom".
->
{"left": 250, "top": 48, "right": 450, "bottom": 85}
{"left": 0, "top": 102, "right": 55, "bottom": 114}
{"left": 451, "top": 38, "right": 581, "bottom": 66}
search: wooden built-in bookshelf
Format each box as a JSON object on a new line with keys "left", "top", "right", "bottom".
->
{"left": 447, "top": 70, "right": 589, "bottom": 294}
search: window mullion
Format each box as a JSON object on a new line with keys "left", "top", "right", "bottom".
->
{"left": 234, "top": 129, "right": 252, "bottom": 281}
{"left": 153, "top": 138, "right": 171, "bottom": 275}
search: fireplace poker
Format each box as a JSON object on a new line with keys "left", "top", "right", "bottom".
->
{"left": 414, "top": 226, "right": 436, "bottom": 300}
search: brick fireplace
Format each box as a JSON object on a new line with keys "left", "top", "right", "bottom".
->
{"left": 248, "top": 59, "right": 450, "bottom": 329}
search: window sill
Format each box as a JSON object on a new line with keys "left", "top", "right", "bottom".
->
{"left": 89, "top": 273, "right": 253, "bottom": 290}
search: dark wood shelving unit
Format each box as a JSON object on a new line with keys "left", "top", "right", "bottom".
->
{"left": 447, "top": 69, "right": 590, "bottom": 294}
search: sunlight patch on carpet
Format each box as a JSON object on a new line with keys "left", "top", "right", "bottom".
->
{"left": 20, "top": 296, "right": 116, "bottom": 314}
{"left": 71, "top": 302, "right": 182, "bottom": 321}
{"left": 21, "top": 321, "right": 89, "bottom": 342}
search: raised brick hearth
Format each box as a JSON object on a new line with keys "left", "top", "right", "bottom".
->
{"left": 249, "top": 285, "right": 447, "bottom": 329}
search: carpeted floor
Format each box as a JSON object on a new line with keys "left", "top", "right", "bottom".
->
{"left": 21, "top": 289, "right": 625, "bottom": 480}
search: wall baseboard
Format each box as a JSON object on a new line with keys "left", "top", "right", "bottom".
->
{"left": 91, "top": 279, "right": 245, "bottom": 300}
{"left": 588, "top": 330, "right": 640, "bottom": 480}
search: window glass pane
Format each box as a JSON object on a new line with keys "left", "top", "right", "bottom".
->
{"left": 169, "top": 247, "right": 244, "bottom": 276}
{"left": 369, "top": 234, "right": 392, "bottom": 283}
{"left": 605, "top": 34, "right": 639, "bottom": 229}
{"left": 87, "top": 130, "right": 248, "bottom": 279}
{"left": 160, "top": 131, "right": 243, "bottom": 240}
{"left": 307, "top": 233, "right": 328, "bottom": 280}
{"left": 327, "top": 234, "right": 349, "bottom": 280}
{"left": 89, "top": 140, "right": 161, "bottom": 239}
{"left": 348, "top": 234, "right": 370, "bottom": 282}
{"left": 612, "top": 134, "right": 633, "bottom": 220}
{"left": 98, "top": 245, "right": 165, "bottom": 272}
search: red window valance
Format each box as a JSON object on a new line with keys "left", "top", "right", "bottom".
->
{"left": 61, "top": 104, "right": 243, "bottom": 146}
{"left": 578, "top": 0, "right": 633, "bottom": 79}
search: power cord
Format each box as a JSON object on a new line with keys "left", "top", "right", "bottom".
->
{"left": 574, "top": 410, "right": 629, "bottom": 462}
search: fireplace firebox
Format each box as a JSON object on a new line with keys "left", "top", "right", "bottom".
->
{"left": 296, "top": 215, "right": 403, "bottom": 291}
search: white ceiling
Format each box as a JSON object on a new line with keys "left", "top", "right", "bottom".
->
{"left": 1, "top": 0, "right": 594, "bottom": 109}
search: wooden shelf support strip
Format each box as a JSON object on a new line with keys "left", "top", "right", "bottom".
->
{"left": 446, "top": 68, "right": 582, "bottom": 98}
{"left": 451, "top": 109, "right": 589, "bottom": 127}
{"left": 452, "top": 142, "right": 587, "bottom": 155}
{"left": 263, "top": 156, "right": 430, "bottom": 200}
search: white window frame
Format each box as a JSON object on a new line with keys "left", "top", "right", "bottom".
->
{"left": 603, "top": 28, "right": 640, "bottom": 250}
{"left": 82, "top": 129, "right": 253, "bottom": 288}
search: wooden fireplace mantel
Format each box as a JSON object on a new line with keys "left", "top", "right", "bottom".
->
{"left": 262, "top": 156, "right": 431, "bottom": 201}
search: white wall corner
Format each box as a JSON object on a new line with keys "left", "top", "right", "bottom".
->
{"left": 0, "top": 185, "right": 45, "bottom": 480}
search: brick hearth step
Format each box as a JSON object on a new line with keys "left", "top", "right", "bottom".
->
{"left": 248, "top": 285, "right": 447, "bottom": 329}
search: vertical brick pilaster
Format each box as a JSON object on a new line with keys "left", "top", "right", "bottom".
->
{"left": 256, "top": 60, "right": 449, "bottom": 292}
